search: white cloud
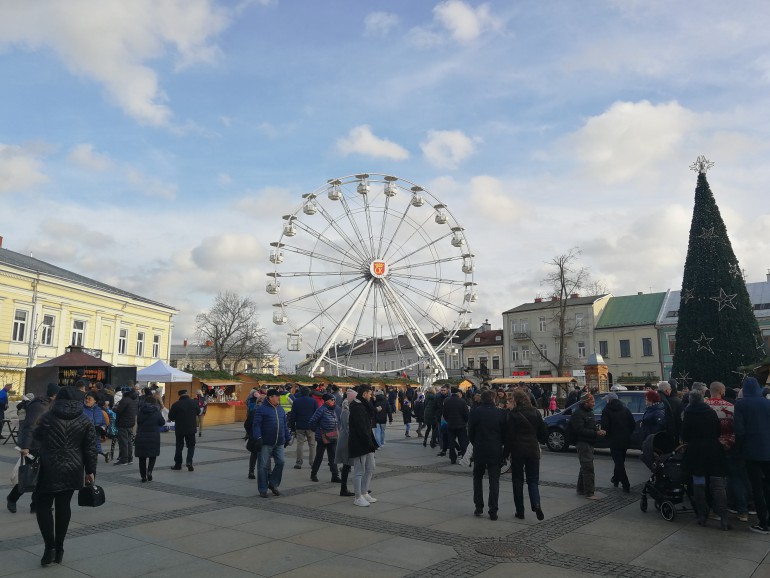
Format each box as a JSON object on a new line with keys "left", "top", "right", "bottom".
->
{"left": 433, "top": 0, "right": 501, "bottom": 42}
{"left": 0, "top": 143, "right": 48, "bottom": 193}
{"left": 364, "top": 12, "right": 399, "bottom": 37}
{"left": 126, "top": 168, "right": 178, "bottom": 200}
{"left": 336, "top": 125, "right": 409, "bottom": 161}
{"left": 190, "top": 233, "right": 265, "bottom": 270}
{"left": 468, "top": 176, "right": 526, "bottom": 224}
{"left": 565, "top": 100, "right": 696, "bottom": 185}
{"left": 421, "top": 129, "right": 477, "bottom": 169}
{"left": 218, "top": 173, "right": 233, "bottom": 185}
{"left": 0, "top": 0, "right": 229, "bottom": 126}
{"left": 68, "top": 143, "right": 113, "bottom": 172}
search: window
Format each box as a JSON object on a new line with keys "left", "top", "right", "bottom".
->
{"left": 474, "top": 337, "right": 480, "bottom": 342}
{"left": 599, "top": 340, "right": 609, "bottom": 358}
{"left": 510, "top": 346, "right": 519, "bottom": 362}
{"left": 667, "top": 334, "right": 676, "bottom": 355}
{"left": 538, "top": 317, "right": 547, "bottom": 332}
{"left": 118, "top": 329, "right": 127, "bottom": 354}
{"left": 642, "top": 337, "right": 653, "bottom": 357}
{"left": 495, "top": 335, "right": 501, "bottom": 341}
{"left": 619, "top": 339, "right": 631, "bottom": 358}
{"left": 12, "top": 310, "right": 27, "bottom": 342}
{"left": 467, "top": 357, "right": 475, "bottom": 369}
{"left": 539, "top": 344, "right": 548, "bottom": 361}
{"left": 71, "top": 320, "right": 85, "bottom": 346}
{"left": 666, "top": 310, "right": 678, "bottom": 318}
{"left": 152, "top": 334, "right": 161, "bottom": 358}
{"left": 41, "top": 315, "right": 55, "bottom": 346}
{"left": 521, "top": 319, "right": 528, "bottom": 333}
{"left": 521, "top": 345, "right": 530, "bottom": 360}
{"left": 479, "top": 356, "right": 488, "bottom": 370}
{"left": 577, "top": 341, "right": 586, "bottom": 358}
{"left": 510, "top": 320, "right": 518, "bottom": 334}
{"left": 492, "top": 356, "right": 500, "bottom": 370}
{"left": 575, "top": 313, "right": 584, "bottom": 328}
{"left": 136, "top": 331, "right": 145, "bottom": 356}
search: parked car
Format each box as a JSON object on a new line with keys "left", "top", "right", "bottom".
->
{"left": 544, "top": 391, "right": 646, "bottom": 452}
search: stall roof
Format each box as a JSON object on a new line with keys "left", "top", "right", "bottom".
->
{"left": 200, "top": 380, "right": 241, "bottom": 387}
{"left": 37, "top": 347, "right": 112, "bottom": 367}
{"left": 489, "top": 377, "right": 578, "bottom": 385}
{"left": 136, "top": 360, "right": 192, "bottom": 383}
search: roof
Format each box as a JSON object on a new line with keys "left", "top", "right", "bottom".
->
{"left": 463, "top": 330, "right": 504, "bottom": 348}
{"left": 0, "top": 247, "right": 176, "bottom": 311}
{"left": 37, "top": 346, "right": 112, "bottom": 368}
{"left": 503, "top": 295, "right": 608, "bottom": 314}
{"left": 595, "top": 292, "right": 667, "bottom": 329}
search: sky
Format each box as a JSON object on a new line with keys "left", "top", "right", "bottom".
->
{"left": 2, "top": 0, "right": 770, "bottom": 372}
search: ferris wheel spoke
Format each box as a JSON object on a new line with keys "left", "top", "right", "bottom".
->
{"left": 280, "top": 243, "right": 362, "bottom": 270}
{"left": 293, "top": 220, "right": 369, "bottom": 266}
{"left": 378, "top": 284, "right": 426, "bottom": 359}
{"left": 343, "top": 279, "right": 377, "bottom": 367}
{"left": 388, "top": 288, "right": 447, "bottom": 334}
{"left": 312, "top": 202, "right": 371, "bottom": 264}
{"left": 376, "top": 193, "right": 392, "bottom": 259}
{"left": 389, "top": 277, "right": 468, "bottom": 314}
{"left": 284, "top": 280, "right": 368, "bottom": 333}
{"left": 382, "top": 211, "right": 437, "bottom": 263}
{"left": 363, "top": 191, "right": 377, "bottom": 260}
{"left": 379, "top": 284, "right": 408, "bottom": 366}
{"left": 388, "top": 272, "right": 468, "bottom": 285}
{"left": 389, "top": 254, "right": 463, "bottom": 273}
{"left": 279, "top": 276, "right": 367, "bottom": 307}
{"left": 379, "top": 200, "right": 414, "bottom": 261}
{"left": 337, "top": 193, "right": 373, "bottom": 261}
{"left": 272, "top": 270, "right": 362, "bottom": 277}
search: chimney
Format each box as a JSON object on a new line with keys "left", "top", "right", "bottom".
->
{"left": 551, "top": 296, "right": 559, "bottom": 301}
{"left": 767, "top": 269, "right": 770, "bottom": 282}
{"left": 0, "top": 235, "right": 3, "bottom": 248}
{"left": 534, "top": 297, "right": 543, "bottom": 303}
{"left": 638, "top": 292, "right": 643, "bottom": 295}
{"left": 206, "top": 340, "right": 213, "bottom": 347}
{"left": 570, "top": 293, "right": 579, "bottom": 299}
{"left": 183, "top": 339, "right": 188, "bottom": 347}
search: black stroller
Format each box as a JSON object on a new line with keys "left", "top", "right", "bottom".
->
{"left": 639, "top": 431, "right": 695, "bottom": 521}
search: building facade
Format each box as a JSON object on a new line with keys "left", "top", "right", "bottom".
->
{"left": 170, "top": 342, "right": 281, "bottom": 376}
{"left": 0, "top": 245, "right": 177, "bottom": 392}
{"left": 462, "top": 328, "right": 505, "bottom": 380}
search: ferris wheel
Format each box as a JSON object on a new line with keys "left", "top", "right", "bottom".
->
{"left": 267, "top": 173, "right": 476, "bottom": 380}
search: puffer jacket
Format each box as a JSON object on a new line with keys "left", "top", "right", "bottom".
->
{"left": 569, "top": 403, "right": 598, "bottom": 445}
{"left": 308, "top": 404, "right": 339, "bottom": 443}
{"left": 114, "top": 389, "right": 139, "bottom": 428}
{"left": 735, "top": 377, "right": 770, "bottom": 461}
{"left": 291, "top": 392, "right": 318, "bottom": 430}
{"left": 33, "top": 398, "right": 97, "bottom": 493}
{"left": 134, "top": 402, "right": 165, "bottom": 458}
{"left": 252, "top": 401, "right": 291, "bottom": 446}
{"left": 82, "top": 402, "right": 107, "bottom": 454}
{"left": 423, "top": 392, "right": 437, "bottom": 424}
{"left": 640, "top": 402, "right": 667, "bottom": 439}
{"left": 373, "top": 395, "right": 390, "bottom": 425}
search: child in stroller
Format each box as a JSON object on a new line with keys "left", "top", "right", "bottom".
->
{"left": 640, "top": 431, "right": 695, "bottom": 521}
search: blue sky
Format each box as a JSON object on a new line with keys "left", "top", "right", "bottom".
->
{"left": 2, "top": 0, "right": 770, "bottom": 370}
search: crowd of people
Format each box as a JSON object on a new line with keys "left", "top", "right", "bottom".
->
{"left": 7, "top": 372, "right": 770, "bottom": 566}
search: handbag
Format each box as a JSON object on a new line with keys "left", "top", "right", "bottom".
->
{"left": 78, "top": 483, "right": 106, "bottom": 507}
{"left": 321, "top": 430, "right": 338, "bottom": 444}
{"left": 18, "top": 456, "right": 40, "bottom": 493}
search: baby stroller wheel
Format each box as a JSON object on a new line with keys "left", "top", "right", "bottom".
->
{"left": 640, "top": 495, "right": 648, "bottom": 513}
{"left": 660, "top": 501, "right": 676, "bottom": 521}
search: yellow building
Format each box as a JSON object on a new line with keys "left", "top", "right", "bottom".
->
{"left": 0, "top": 244, "right": 177, "bottom": 394}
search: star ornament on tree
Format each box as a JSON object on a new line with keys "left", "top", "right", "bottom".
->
{"left": 676, "top": 371, "right": 692, "bottom": 386}
{"left": 710, "top": 288, "right": 738, "bottom": 311}
{"left": 694, "top": 333, "right": 715, "bottom": 354}
{"left": 690, "top": 155, "right": 715, "bottom": 174}
{"left": 728, "top": 263, "right": 743, "bottom": 278}
{"left": 681, "top": 288, "right": 695, "bottom": 304}
{"left": 698, "top": 227, "right": 716, "bottom": 240}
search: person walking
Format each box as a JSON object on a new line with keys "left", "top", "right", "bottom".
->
{"left": 414, "top": 393, "right": 425, "bottom": 438}
{"left": 442, "top": 387, "right": 470, "bottom": 464}
{"left": 468, "top": 389, "right": 507, "bottom": 520}
{"left": 32, "top": 386, "right": 97, "bottom": 566}
{"left": 506, "top": 389, "right": 547, "bottom": 520}
{"left": 734, "top": 376, "right": 770, "bottom": 534}
{"left": 423, "top": 387, "right": 437, "bottom": 448}
{"left": 82, "top": 391, "right": 107, "bottom": 459}
{"left": 335, "top": 390, "right": 357, "bottom": 496}
{"left": 402, "top": 397, "right": 413, "bottom": 438}
{"left": 569, "top": 392, "right": 605, "bottom": 500}
{"left": 195, "top": 390, "right": 207, "bottom": 437}
{"left": 372, "top": 391, "right": 389, "bottom": 448}
{"left": 309, "top": 393, "right": 341, "bottom": 483}
{"left": 134, "top": 395, "right": 165, "bottom": 482}
{"left": 601, "top": 392, "right": 636, "bottom": 493}
{"left": 291, "top": 386, "right": 317, "bottom": 470}
{"left": 113, "top": 385, "right": 138, "bottom": 465}
{"left": 252, "top": 388, "right": 292, "bottom": 498}
{"left": 0, "top": 383, "right": 11, "bottom": 438}
{"left": 349, "top": 385, "right": 378, "bottom": 507}
{"left": 169, "top": 389, "right": 199, "bottom": 471}
{"left": 548, "top": 394, "right": 557, "bottom": 417}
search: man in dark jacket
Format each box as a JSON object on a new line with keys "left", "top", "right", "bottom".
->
{"left": 566, "top": 385, "right": 581, "bottom": 407}
{"left": 6, "top": 383, "right": 59, "bottom": 514}
{"left": 114, "top": 386, "right": 138, "bottom": 465}
{"left": 468, "top": 390, "right": 507, "bottom": 520}
{"left": 169, "top": 389, "right": 199, "bottom": 471}
{"left": 252, "top": 389, "right": 292, "bottom": 498}
{"left": 658, "top": 381, "right": 682, "bottom": 441}
{"left": 735, "top": 377, "right": 770, "bottom": 534}
{"left": 434, "top": 385, "right": 449, "bottom": 454}
{"left": 569, "top": 392, "right": 605, "bottom": 499}
{"left": 291, "top": 386, "right": 318, "bottom": 470}
{"left": 443, "top": 387, "right": 470, "bottom": 464}
{"left": 601, "top": 392, "right": 636, "bottom": 493}
{"left": 348, "top": 385, "right": 378, "bottom": 507}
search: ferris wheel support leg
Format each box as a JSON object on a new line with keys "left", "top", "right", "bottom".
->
{"left": 308, "top": 278, "right": 374, "bottom": 378}
{"left": 380, "top": 279, "right": 448, "bottom": 383}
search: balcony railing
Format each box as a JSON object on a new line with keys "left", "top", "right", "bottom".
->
{"left": 512, "top": 332, "right": 530, "bottom": 340}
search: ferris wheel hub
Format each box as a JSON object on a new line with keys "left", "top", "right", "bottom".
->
{"left": 370, "top": 260, "right": 388, "bottom": 278}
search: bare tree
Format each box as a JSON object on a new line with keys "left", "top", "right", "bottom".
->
{"left": 195, "top": 291, "right": 271, "bottom": 372}
{"left": 529, "top": 247, "right": 599, "bottom": 376}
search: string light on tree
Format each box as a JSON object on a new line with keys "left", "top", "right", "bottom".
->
{"left": 698, "top": 227, "right": 716, "bottom": 240}
{"left": 690, "top": 155, "right": 715, "bottom": 174}
{"left": 710, "top": 288, "right": 738, "bottom": 311}
{"left": 694, "top": 333, "right": 715, "bottom": 354}
{"left": 681, "top": 288, "right": 695, "bottom": 304}
{"left": 728, "top": 263, "right": 743, "bottom": 278}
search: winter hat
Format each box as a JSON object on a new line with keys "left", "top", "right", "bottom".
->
{"left": 178, "top": 389, "right": 188, "bottom": 396}
{"left": 346, "top": 389, "right": 358, "bottom": 402}
{"left": 580, "top": 391, "right": 594, "bottom": 404}
{"left": 57, "top": 386, "right": 85, "bottom": 401}
{"left": 46, "top": 383, "right": 61, "bottom": 398}
{"left": 322, "top": 393, "right": 334, "bottom": 402}
{"left": 606, "top": 392, "right": 618, "bottom": 401}
{"left": 266, "top": 388, "right": 280, "bottom": 397}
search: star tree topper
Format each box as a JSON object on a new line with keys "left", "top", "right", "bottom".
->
{"left": 690, "top": 155, "right": 715, "bottom": 174}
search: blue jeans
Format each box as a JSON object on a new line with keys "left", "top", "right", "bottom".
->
{"left": 257, "top": 444, "right": 285, "bottom": 494}
{"left": 373, "top": 424, "right": 386, "bottom": 447}
{"left": 511, "top": 455, "right": 541, "bottom": 513}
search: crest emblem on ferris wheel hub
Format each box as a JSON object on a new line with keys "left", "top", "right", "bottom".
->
{"left": 371, "top": 260, "right": 387, "bottom": 278}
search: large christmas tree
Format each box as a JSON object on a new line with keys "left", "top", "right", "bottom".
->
{"left": 670, "top": 156, "right": 763, "bottom": 387}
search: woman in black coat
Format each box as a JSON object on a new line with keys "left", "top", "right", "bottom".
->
{"left": 32, "top": 386, "right": 97, "bottom": 566}
{"left": 134, "top": 397, "right": 165, "bottom": 482}
{"left": 505, "top": 390, "right": 547, "bottom": 520}
{"left": 682, "top": 390, "right": 730, "bottom": 529}
{"left": 600, "top": 393, "right": 636, "bottom": 493}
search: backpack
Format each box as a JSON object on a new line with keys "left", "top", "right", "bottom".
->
{"left": 105, "top": 408, "right": 118, "bottom": 437}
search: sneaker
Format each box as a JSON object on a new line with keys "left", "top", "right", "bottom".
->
{"left": 268, "top": 484, "right": 281, "bottom": 496}
{"left": 364, "top": 494, "right": 377, "bottom": 503}
{"left": 248, "top": 472, "right": 255, "bottom": 480}
{"left": 750, "top": 524, "right": 769, "bottom": 535}
{"left": 474, "top": 508, "right": 483, "bottom": 517}
{"left": 738, "top": 514, "right": 749, "bottom": 522}
{"left": 709, "top": 512, "right": 721, "bottom": 521}
{"left": 749, "top": 509, "right": 758, "bottom": 515}
{"left": 187, "top": 464, "right": 194, "bottom": 472}
{"left": 113, "top": 460, "right": 127, "bottom": 466}
{"left": 514, "top": 512, "right": 525, "bottom": 519}
{"left": 728, "top": 508, "right": 738, "bottom": 514}
{"left": 535, "top": 507, "right": 545, "bottom": 521}
{"left": 489, "top": 513, "right": 498, "bottom": 521}
{"left": 171, "top": 464, "right": 182, "bottom": 470}
{"left": 293, "top": 464, "right": 302, "bottom": 470}
{"left": 353, "top": 496, "right": 370, "bottom": 507}
{"left": 7, "top": 499, "right": 16, "bottom": 514}
{"left": 126, "top": 461, "right": 134, "bottom": 465}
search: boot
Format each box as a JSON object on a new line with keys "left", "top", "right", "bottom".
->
{"left": 711, "top": 477, "right": 732, "bottom": 531}
{"left": 339, "top": 466, "right": 354, "bottom": 496}
{"left": 330, "top": 464, "right": 341, "bottom": 484}
{"left": 693, "top": 483, "right": 709, "bottom": 526}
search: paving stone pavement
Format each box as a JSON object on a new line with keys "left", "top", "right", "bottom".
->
{"left": 1, "top": 421, "right": 768, "bottom": 577}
